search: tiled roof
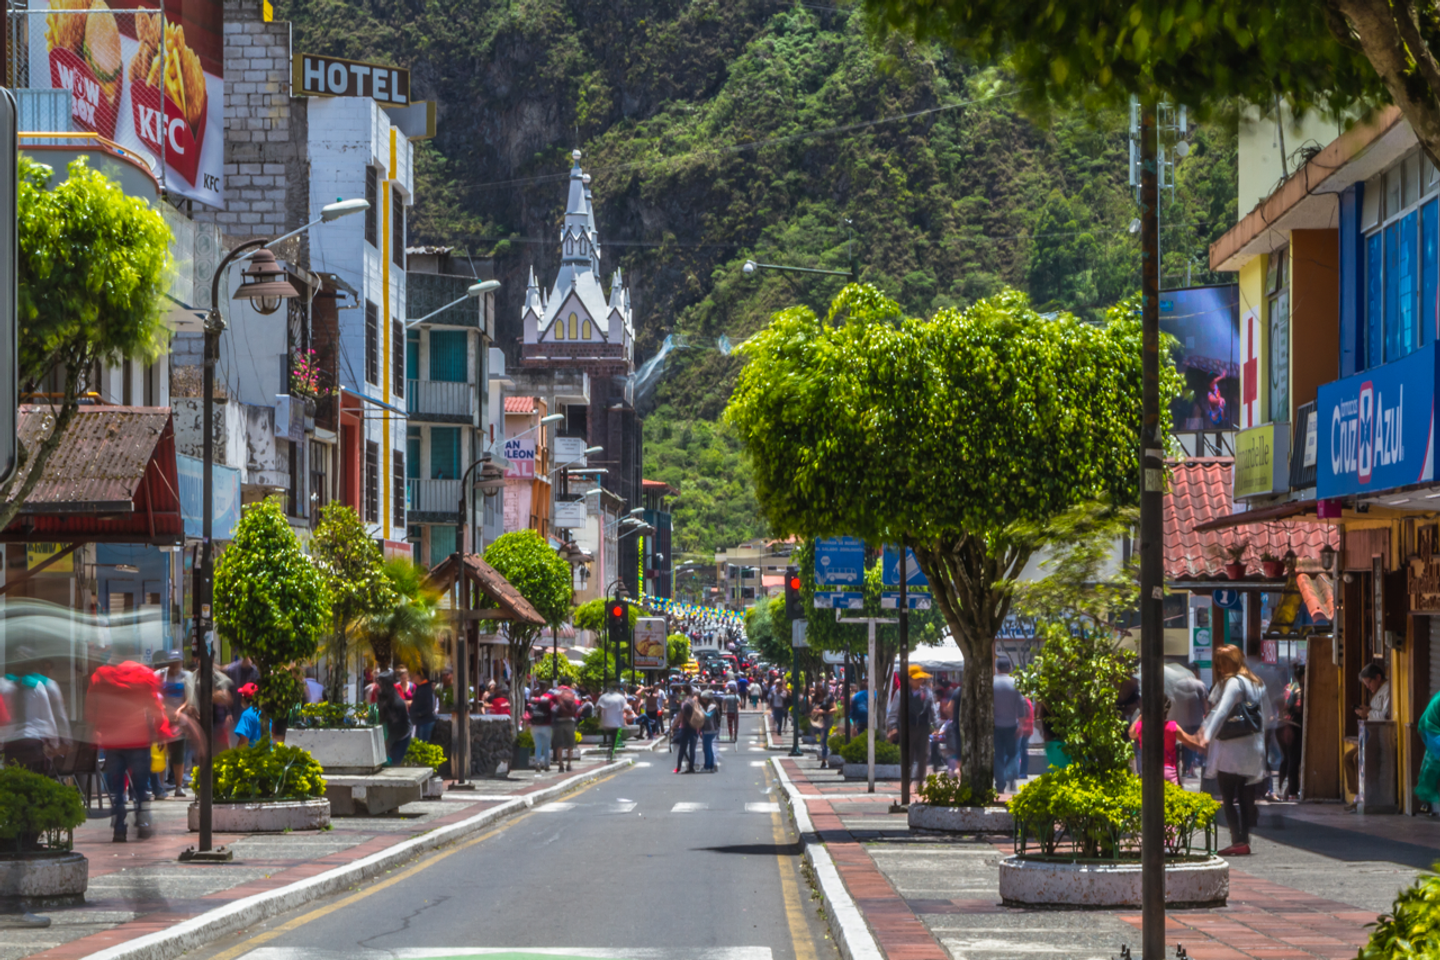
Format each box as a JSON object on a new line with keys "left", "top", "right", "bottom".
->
{"left": 642, "top": 478, "right": 678, "bottom": 495}
{"left": 1164, "top": 458, "right": 1337, "bottom": 580}
{"left": 504, "top": 396, "right": 537, "bottom": 414}
{"left": 423, "top": 553, "right": 546, "bottom": 626}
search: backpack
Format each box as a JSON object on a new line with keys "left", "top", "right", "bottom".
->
{"left": 1217, "top": 677, "right": 1264, "bottom": 741}
{"left": 686, "top": 700, "right": 706, "bottom": 731}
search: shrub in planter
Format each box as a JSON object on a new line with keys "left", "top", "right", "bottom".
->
{"left": 828, "top": 733, "right": 848, "bottom": 756}
{"left": 1358, "top": 864, "right": 1440, "bottom": 959}
{"left": 918, "top": 772, "right": 997, "bottom": 808}
{"left": 1007, "top": 767, "right": 1218, "bottom": 859}
{"left": 0, "top": 765, "right": 85, "bottom": 853}
{"left": 515, "top": 730, "right": 535, "bottom": 751}
{"left": 294, "top": 702, "right": 377, "bottom": 729}
{"left": 840, "top": 737, "right": 900, "bottom": 765}
{"left": 577, "top": 717, "right": 602, "bottom": 736}
{"left": 213, "top": 739, "right": 327, "bottom": 802}
{"left": 402, "top": 740, "right": 446, "bottom": 769}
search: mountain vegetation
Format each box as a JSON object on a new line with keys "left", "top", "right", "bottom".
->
{"left": 277, "top": 0, "right": 1238, "bottom": 558}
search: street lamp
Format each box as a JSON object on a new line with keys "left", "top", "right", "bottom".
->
{"left": 404, "top": 280, "right": 500, "bottom": 328}
{"left": 185, "top": 197, "right": 369, "bottom": 863}
{"left": 742, "top": 257, "right": 859, "bottom": 285}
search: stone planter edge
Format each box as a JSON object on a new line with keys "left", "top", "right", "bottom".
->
{"left": 0, "top": 850, "right": 88, "bottom": 906}
{"left": 997, "top": 854, "right": 1229, "bottom": 908}
{"left": 842, "top": 763, "right": 902, "bottom": 781}
{"left": 908, "top": 802, "right": 1014, "bottom": 833}
{"left": 187, "top": 797, "right": 332, "bottom": 833}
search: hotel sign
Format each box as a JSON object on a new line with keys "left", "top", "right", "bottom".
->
{"left": 293, "top": 53, "right": 410, "bottom": 104}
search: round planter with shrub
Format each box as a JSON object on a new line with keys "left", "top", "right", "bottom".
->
{"left": 838, "top": 736, "right": 902, "bottom": 780}
{"left": 908, "top": 772, "right": 1013, "bottom": 833}
{"left": 0, "top": 766, "right": 88, "bottom": 907}
{"left": 400, "top": 740, "right": 447, "bottom": 796}
{"left": 189, "top": 738, "right": 331, "bottom": 833}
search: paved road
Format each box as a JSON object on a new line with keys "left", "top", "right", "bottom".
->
{"left": 193, "top": 714, "right": 835, "bottom": 960}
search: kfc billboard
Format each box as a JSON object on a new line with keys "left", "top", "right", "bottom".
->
{"left": 27, "top": 0, "right": 223, "bottom": 207}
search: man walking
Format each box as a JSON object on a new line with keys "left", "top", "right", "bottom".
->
{"left": 674, "top": 685, "right": 700, "bottom": 773}
{"left": 813, "top": 682, "right": 837, "bottom": 762}
{"left": 723, "top": 684, "right": 741, "bottom": 741}
{"left": 87, "top": 657, "right": 172, "bottom": 842}
{"left": 887, "top": 666, "right": 938, "bottom": 782}
{"left": 598, "top": 683, "right": 628, "bottom": 762}
{"left": 527, "top": 681, "right": 554, "bottom": 772}
{"left": 769, "top": 680, "right": 789, "bottom": 737}
{"left": 993, "top": 657, "right": 1026, "bottom": 794}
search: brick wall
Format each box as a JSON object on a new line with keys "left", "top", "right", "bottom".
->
{"left": 193, "top": 0, "right": 309, "bottom": 254}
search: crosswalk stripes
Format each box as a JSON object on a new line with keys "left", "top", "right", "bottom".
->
{"left": 670, "top": 801, "right": 709, "bottom": 813}
{"left": 744, "top": 802, "right": 780, "bottom": 813}
{"left": 239, "top": 948, "right": 775, "bottom": 960}
{"left": 535, "top": 801, "right": 576, "bottom": 813}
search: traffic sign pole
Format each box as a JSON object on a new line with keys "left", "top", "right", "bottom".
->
{"left": 896, "top": 548, "right": 910, "bottom": 810}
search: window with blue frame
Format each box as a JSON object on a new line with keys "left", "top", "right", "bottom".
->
{"left": 1425, "top": 199, "right": 1438, "bottom": 343}
{"left": 406, "top": 330, "right": 419, "bottom": 381}
{"left": 429, "top": 330, "right": 468, "bottom": 383}
{"left": 406, "top": 427, "right": 421, "bottom": 479}
{"left": 431, "top": 427, "right": 460, "bottom": 479}
{"left": 1363, "top": 153, "right": 1440, "bottom": 369}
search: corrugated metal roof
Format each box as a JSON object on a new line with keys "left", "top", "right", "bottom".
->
{"left": 11, "top": 406, "right": 171, "bottom": 512}
{"left": 504, "top": 396, "right": 537, "bottom": 414}
{"left": 1165, "top": 458, "right": 1336, "bottom": 580}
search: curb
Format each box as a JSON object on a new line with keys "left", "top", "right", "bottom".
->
{"left": 770, "top": 757, "right": 885, "bottom": 960}
{"left": 84, "top": 758, "right": 636, "bottom": 960}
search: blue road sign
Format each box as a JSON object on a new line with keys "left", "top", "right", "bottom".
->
{"left": 880, "top": 592, "right": 932, "bottom": 610}
{"left": 1213, "top": 589, "right": 1242, "bottom": 609}
{"left": 816, "top": 536, "right": 865, "bottom": 587}
{"left": 815, "top": 591, "right": 865, "bottom": 609}
{"left": 882, "top": 546, "right": 929, "bottom": 587}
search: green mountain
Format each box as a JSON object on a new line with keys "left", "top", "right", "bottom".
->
{"left": 277, "top": 0, "right": 1237, "bottom": 559}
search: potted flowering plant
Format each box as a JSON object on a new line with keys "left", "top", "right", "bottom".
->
{"left": 289, "top": 349, "right": 331, "bottom": 409}
{"left": 1260, "top": 552, "right": 1287, "bottom": 579}
{"left": 1223, "top": 541, "right": 1249, "bottom": 580}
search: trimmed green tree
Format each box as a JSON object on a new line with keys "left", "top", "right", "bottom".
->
{"left": 310, "top": 503, "right": 396, "bottom": 701}
{"left": 483, "top": 530, "right": 573, "bottom": 729}
{"left": 726, "top": 286, "right": 1175, "bottom": 794}
{"left": 2, "top": 155, "right": 171, "bottom": 531}
{"left": 214, "top": 497, "right": 332, "bottom": 724}
{"left": 666, "top": 633, "right": 692, "bottom": 670}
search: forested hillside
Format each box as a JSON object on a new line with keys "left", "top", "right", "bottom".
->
{"left": 277, "top": 0, "right": 1238, "bottom": 558}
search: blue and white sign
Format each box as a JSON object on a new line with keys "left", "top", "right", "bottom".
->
{"left": 882, "top": 546, "right": 929, "bottom": 587}
{"left": 815, "top": 536, "right": 865, "bottom": 587}
{"left": 1317, "top": 341, "right": 1436, "bottom": 498}
{"left": 815, "top": 591, "right": 865, "bottom": 609}
{"left": 881, "top": 592, "right": 932, "bottom": 610}
{"left": 1212, "top": 589, "right": 1242, "bottom": 610}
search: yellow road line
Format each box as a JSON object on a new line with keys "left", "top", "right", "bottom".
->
{"left": 768, "top": 763, "right": 818, "bottom": 960}
{"left": 206, "top": 769, "right": 624, "bottom": 960}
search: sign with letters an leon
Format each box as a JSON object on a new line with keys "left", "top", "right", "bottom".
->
{"left": 1317, "top": 340, "right": 1438, "bottom": 499}
{"left": 293, "top": 53, "right": 410, "bottom": 104}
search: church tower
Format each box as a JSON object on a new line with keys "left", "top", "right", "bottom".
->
{"left": 521, "top": 150, "right": 634, "bottom": 374}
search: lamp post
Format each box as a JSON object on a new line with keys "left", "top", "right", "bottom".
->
{"left": 183, "top": 198, "right": 369, "bottom": 863}
{"left": 404, "top": 280, "right": 500, "bottom": 328}
{"left": 448, "top": 454, "right": 506, "bottom": 788}
{"left": 742, "top": 259, "right": 859, "bottom": 285}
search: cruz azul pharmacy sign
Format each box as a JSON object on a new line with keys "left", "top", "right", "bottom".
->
{"left": 1317, "top": 341, "right": 1437, "bottom": 498}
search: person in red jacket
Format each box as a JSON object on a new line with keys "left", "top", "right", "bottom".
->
{"left": 87, "top": 658, "right": 172, "bottom": 842}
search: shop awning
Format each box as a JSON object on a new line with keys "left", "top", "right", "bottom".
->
{"left": 425, "top": 552, "right": 546, "bottom": 626}
{"left": 1, "top": 406, "right": 183, "bottom": 545}
{"left": 1192, "top": 498, "right": 1321, "bottom": 531}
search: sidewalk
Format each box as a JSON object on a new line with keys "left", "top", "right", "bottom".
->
{"left": 0, "top": 750, "right": 639, "bottom": 960}
{"left": 777, "top": 753, "right": 1437, "bottom": 960}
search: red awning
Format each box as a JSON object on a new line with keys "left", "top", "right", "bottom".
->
{"left": 2, "top": 406, "right": 183, "bottom": 544}
{"left": 1192, "top": 499, "right": 1320, "bottom": 531}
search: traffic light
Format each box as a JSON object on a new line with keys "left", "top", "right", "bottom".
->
{"left": 607, "top": 596, "right": 631, "bottom": 651}
{"left": 784, "top": 565, "right": 803, "bottom": 620}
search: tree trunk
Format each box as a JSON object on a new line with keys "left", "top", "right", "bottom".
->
{"left": 1329, "top": 0, "right": 1440, "bottom": 171}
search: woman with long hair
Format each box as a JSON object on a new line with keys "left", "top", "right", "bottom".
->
{"left": 1199, "top": 644, "right": 1268, "bottom": 856}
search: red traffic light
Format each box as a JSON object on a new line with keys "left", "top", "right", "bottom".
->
{"left": 788, "top": 576, "right": 801, "bottom": 591}
{"left": 611, "top": 605, "right": 624, "bottom": 617}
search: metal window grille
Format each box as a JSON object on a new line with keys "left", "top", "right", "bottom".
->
{"left": 365, "top": 166, "right": 378, "bottom": 246}
{"left": 365, "top": 301, "right": 379, "bottom": 384}
{"left": 393, "top": 452, "right": 406, "bottom": 528}
{"left": 392, "top": 319, "right": 404, "bottom": 397}
{"left": 391, "top": 185, "right": 405, "bottom": 268}
{"left": 365, "top": 440, "right": 379, "bottom": 523}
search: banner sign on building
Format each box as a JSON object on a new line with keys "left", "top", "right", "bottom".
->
{"left": 551, "top": 498, "right": 586, "bottom": 529}
{"left": 1316, "top": 340, "right": 1436, "bottom": 499}
{"left": 177, "top": 453, "right": 239, "bottom": 539}
{"left": 553, "top": 436, "right": 587, "bottom": 468}
{"left": 815, "top": 536, "right": 864, "bottom": 587}
{"left": 503, "top": 436, "right": 535, "bottom": 478}
{"left": 28, "top": 0, "right": 226, "bottom": 207}
{"left": 1234, "top": 422, "right": 1289, "bottom": 498}
{"left": 292, "top": 53, "right": 409, "bottom": 104}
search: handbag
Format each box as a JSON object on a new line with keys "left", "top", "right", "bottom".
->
{"left": 1217, "top": 678, "right": 1263, "bottom": 741}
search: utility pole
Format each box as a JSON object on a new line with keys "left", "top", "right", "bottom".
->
{"left": 896, "top": 547, "right": 910, "bottom": 810}
{"left": 1138, "top": 101, "right": 1167, "bottom": 960}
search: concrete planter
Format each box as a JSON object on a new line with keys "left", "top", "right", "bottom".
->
{"left": 843, "top": 763, "right": 901, "bottom": 781}
{"left": 422, "top": 776, "right": 444, "bottom": 799}
{"left": 909, "top": 803, "right": 1014, "bottom": 833}
{"left": 998, "top": 855, "right": 1229, "bottom": 908}
{"left": 188, "top": 798, "right": 331, "bottom": 833}
{"left": 287, "top": 727, "right": 385, "bottom": 774}
{"left": 0, "top": 852, "right": 87, "bottom": 906}
{"left": 826, "top": 755, "right": 845, "bottom": 769}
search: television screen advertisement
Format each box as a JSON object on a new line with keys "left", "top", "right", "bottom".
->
{"left": 25, "top": 0, "right": 224, "bottom": 207}
{"left": 1159, "top": 285, "right": 1240, "bottom": 431}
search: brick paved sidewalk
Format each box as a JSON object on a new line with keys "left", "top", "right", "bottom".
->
{"left": 780, "top": 756, "right": 1435, "bottom": 960}
{"left": 0, "top": 752, "right": 633, "bottom": 960}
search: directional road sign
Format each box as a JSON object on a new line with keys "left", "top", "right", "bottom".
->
{"left": 882, "top": 546, "right": 928, "bottom": 587}
{"left": 880, "top": 592, "right": 932, "bottom": 610}
{"left": 814, "top": 591, "right": 864, "bottom": 609}
{"left": 815, "top": 536, "right": 865, "bottom": 587}
{"left": 1212, "top": 589, "right": 1242, "bottom": 609}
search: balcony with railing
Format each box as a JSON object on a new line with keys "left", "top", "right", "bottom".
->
{"left": 407, "top": 478, "right": 460, "bottom": 519}
{"left": 406, "top": 379, "right": 474, "bottom": 423}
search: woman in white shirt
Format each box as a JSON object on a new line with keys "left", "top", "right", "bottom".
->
{"left": 1199, "top": 644, "right": 1268, "bottom": 857}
